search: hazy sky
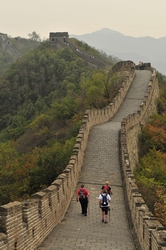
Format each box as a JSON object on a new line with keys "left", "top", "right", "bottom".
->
{"left": 1, "top": 0, "right": 166, "bottom": 39}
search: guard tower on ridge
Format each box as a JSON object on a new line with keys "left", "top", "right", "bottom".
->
{"left": 49, "top": 32, "right": 69, "bottom": 48}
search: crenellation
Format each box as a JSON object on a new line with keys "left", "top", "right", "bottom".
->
{"left": 119, "top": 67, "right": 161, "bottom": 249}
{"left": 0, "top": 233, "right": 7, "bottom": 243}
{"left": 143, "top": 220, "right": 165, "bottom": 250}
{"left": 0, "top": 57, "right": 159, "bottom": 249}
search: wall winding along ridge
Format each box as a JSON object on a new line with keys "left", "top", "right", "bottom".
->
{"left": 52, "top": 38, "right": 112, "bottom": 71}
{"left": 0, "top": 33, "right": 21, "bottom": 58}
{"left": 0, "top": 57, "right": 164, "bottom": 249}
{"left": 0, "top": 61, "right": 135, "bottom": 250}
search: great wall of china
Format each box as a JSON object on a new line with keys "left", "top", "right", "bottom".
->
{"left": 0, "top": 32, "right": 166, "bottom": 250}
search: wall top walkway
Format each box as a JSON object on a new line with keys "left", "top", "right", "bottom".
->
{"left": 37, "top": 69, "right": 152, "bottom": 250}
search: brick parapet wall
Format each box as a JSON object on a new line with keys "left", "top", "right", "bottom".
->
{"left": 120, "top": 69, "right": 166, "bottom": 249}
{"left": 2, "top": 61, "right": 163, "bottom": 250}
{"left": 0, "top": 61, "right": 135, "bottom": 250}
{"left": 121, "top": 69, "right": 159, "bottom": 172}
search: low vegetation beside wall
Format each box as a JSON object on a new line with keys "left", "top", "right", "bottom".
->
{"left": 120, "top": 69, "right": 166, "bottom": 250}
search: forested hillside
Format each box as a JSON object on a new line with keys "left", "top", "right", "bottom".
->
{"left": 135, "top": 73, "right": 166, "bottom": 226}
{"left": 0, "top": 33, "right": 40, "bottom": 73}
{"left": 0, "top": 39, "right": 119, "bottom": 205}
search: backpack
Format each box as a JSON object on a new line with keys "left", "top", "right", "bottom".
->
{"left": 79, "top": 189, "right": 85, "bottom": 200}
{"left": 101, "top": 193, "right": 108, "bottom": 207}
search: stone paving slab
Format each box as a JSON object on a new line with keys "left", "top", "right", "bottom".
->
{"left": 37, "top": 70, "right": 152, "bottom": 250}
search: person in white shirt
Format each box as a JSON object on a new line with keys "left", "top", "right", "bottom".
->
{"left": 99, "top": 188, "right": 111, "bottom": 223}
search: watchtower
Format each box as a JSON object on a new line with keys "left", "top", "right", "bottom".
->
{"left": 49, "top": 32, "right": 69, "bottom": 47}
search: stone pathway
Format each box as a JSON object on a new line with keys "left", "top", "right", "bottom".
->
{"left": 37, "top": 70, "right": 152, "bottom": 250}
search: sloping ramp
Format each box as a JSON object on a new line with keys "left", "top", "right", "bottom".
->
{"left": 37, "top": 70, "right": 151, "bottom": 250}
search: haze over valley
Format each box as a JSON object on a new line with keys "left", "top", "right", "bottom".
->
{"left": 71, "top": 28, "right": 166, "bottom": 75}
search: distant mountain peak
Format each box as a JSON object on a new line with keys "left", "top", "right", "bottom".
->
{"left": 70, "top": 28, "right": 124, "bottom": 38}
{"left": 70, "top": 28, "right": 166, "bottom": 75}
{"left": 94, "top": 28, "right": 124, "bottom": 36}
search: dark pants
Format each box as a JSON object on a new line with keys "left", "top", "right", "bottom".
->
{"left": 101, "top": 206, "right": 109, "bottom": 215}
{"left": 79, "top": 197, "right": 88, "bottom": 214}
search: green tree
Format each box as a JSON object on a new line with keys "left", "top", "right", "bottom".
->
{"left": 35, "top": 95, "right": 47, "bottom": 114}
{"left": 51, "top": 97, "right": 77, "bottom": 125}
{"left": 82, "top": 71, "right": 108, "bottom": 108}
{"left": 28, "top": 31, "right": 41, "bottom": 42}
{"left": 104, "top": 71, "right": 119, "bottom": 102}
{"left": 27, "top": 137, "right": 75, "bottom": 193}
{"left": 135, "top": 149, "right": 166, "bottom": 213}
{"left": 25, "top": 102, "right": 36, "bottom": 120}
{"left": 0, "top": 142, "right": 19, "bottom": 204}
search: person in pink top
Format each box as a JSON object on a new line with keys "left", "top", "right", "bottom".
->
{"left": 76, "top": 184, "right": 89, "bottom": 216}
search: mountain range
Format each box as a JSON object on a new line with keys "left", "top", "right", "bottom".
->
{"left": 70, "top": 28, "right": 166, "bottom": 75}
